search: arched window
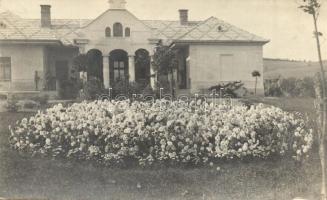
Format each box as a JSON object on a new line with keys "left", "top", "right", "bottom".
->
{"left": 113, "top": 22, "right": 123, "bottom": 37}
{"left": 125, "top": 27, "right": 130, "bottom": 37}
{"left": 105, "top": 27, "right": 111, "bottom": 37}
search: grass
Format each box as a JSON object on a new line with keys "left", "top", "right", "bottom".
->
{"left": 0, "top": 98, "right": 322, "bottom": 200}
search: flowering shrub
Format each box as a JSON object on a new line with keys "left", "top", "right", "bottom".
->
{"left": 9, "top": 100, "right": 313, "bottom": 166}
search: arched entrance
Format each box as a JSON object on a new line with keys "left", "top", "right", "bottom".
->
{"left": 135, "top": 49, "right": 150, "bottom": 85}
{"left": 109, "top": 49, "right": 128, "bottom": 85}
{"left": 86, "top": 49, "right": 103, "bottom": 82}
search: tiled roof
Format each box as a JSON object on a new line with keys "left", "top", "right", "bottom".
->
{"left": 142, "top": 20, "right": 200, "bottom": 43}
{"left": 0, "top": 10, "right": 90, "bottom": 45}
{"left": 176, "top": 17, "right": 268, "bottom": 43}
{"left": 0, "top": 10, "right": 268, "bottom": 46}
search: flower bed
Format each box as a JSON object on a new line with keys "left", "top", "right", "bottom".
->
{"left": 9, "top": 100, "right": 313, "bottom": 166}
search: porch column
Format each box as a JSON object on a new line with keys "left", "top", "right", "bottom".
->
{"left": 128, "top": 55, "right": 135, "bottom": 82}
{"left": 103, "top": 55, "right": 110, "bottom": 89}
{"left": 150, "top": 55, "right": 156, "bottom": 89}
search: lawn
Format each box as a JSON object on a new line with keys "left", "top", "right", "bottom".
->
{"left": 0, "top": 98, "right": 322, "bottom": 200}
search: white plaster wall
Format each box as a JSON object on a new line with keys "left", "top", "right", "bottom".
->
{"left": 80, "top": 9, "right": 155, "bottom": 55}
{"left": 0, "top": 44, "right": 44, "bottom": 91}
{"left": 188, "top": 44, "right": 264, "bottom": 95}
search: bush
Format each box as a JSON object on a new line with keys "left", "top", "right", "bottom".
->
{"left": 264, "top": 80, "right": 283, "bottom": 97}
{"left": 32, "top": 95, "right": 49, "bottom": 106}
{"left": 264, "top": 77, "right": 315, "bottom": 97}
{"left": 209, "top": 81, "right": 247, "bottom": 98}
{"left": 58, "top": 80, "right": 81, "bottom": 100}
{"left": 112, "top": 80, "right": 149, "bottom": 99}
{"left": 6, "top": 94, "right": 19, "bottom": 112}
{"left": 23, "top": 100, "right": 39, "bottom": 109}
{"left": 83, "top": 77, "right": 104, "bottom": 100}
{"left": 9, "top": 100, "right": 313, "bottom": 167}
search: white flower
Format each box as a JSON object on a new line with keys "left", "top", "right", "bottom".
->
{"left": 45, "top": 138, "right": 51, "bottom": 145}
{"left": 124, "top": 128, "right": 131, "bottom": 134}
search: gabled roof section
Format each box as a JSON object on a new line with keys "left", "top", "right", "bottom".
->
{"left": 175, "top": 17, "right": 269, "bottom": 43}
{"left": 82, "top": 9, "right": 153, "bottom": 30}
{"left": 143, "top": 20, "right": 200, "bottom": 42}
{"left": 0, "top": 9, "right": 269, "bottom": 46}
{"left": 0, "top": 10, "right": 89, "bottom": 45}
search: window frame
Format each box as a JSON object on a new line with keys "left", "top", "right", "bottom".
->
{"left": 105, "top": 27, "right": 111, "bottom": 37}
{"left": 0, "top": 57, "right": 11, "bottom": 81}
{"left": 113, "top": 22, "right": 123, "bottom": 37}
{"left": 125, "top": 27, "right": 130, "bottom": 37}
{"left": 113, "top": 61, "right": 126, "bottom": 81}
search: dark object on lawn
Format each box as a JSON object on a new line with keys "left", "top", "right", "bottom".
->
{"left": 0, "top": 93, "right": 7, "bottom": 100}
{"left": 23, "top": 101, "right": 39, "bottom": 109}
{"left": 6, "top": 94, "right": 19, "bottom": 112}
{"left": 209, "top": 81, "right": 246, "bottom": 98}
{"left": 31, "top": 95, "right": 49, "bottom": 106}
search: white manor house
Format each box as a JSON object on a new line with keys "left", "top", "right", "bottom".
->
{"left": 0, "top": 0, "right": 269, "bottom": 96}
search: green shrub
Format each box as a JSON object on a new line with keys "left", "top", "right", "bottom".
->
{"left": 6, "top": 94, "right": 19, "bottom": 112}
{"left": 209, "top": 81, "right": 246, "bottom": 98}
{"left": 58, "top": 80, "right": 81, "bottom": 100}
{"left": 264, "top": 80, "right": 283, "bottom": 97}
{"left": 83, "top": 77, "right": 105, "bottom": 100}
{"left": 112, "top": 80, "right": 147, "bottom": 99}
{"left": 264, "top": 77, "right": 315, "bottom": 97}
{"left": 32, "top": 95, "right": 49, "bottom": 106}
{"left": 23, "top": 101, "right": 39, "bottom": 109}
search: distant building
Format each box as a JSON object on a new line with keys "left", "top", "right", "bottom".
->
{"left": 0, "top": 0, "right": 269, "bottom": 96}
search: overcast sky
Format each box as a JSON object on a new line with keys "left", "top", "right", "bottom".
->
{"left": 1, "top": 0, "right": 327, "bottom": 61}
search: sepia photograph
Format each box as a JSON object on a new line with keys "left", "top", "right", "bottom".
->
{"left": 0, "top": 0, "right": 327, "bottom": 199}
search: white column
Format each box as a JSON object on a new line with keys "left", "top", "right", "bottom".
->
{"left": 150, "top": 55, "right": 155, "bottom": 89}
{"left": 128, "top": 55, "right": 135, "bottom": 82}
{"left": 103, "top": 55, "right": 110, "bottom": 89}
{"left": 78, "top": 45, "right": 86, "bottom": 54}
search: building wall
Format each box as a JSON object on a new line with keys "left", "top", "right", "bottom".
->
{"left": 188, "top": 43, "right": 264, "bottom": 95}
{"left": 0, "top": 44, "right": 44, "bottom": 91}
{"left": 80, "top": 10, "right": 155, "bottom": 55}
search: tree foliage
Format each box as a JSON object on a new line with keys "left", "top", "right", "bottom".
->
{"left": 252, "top": 70, "right": 261, "bottom": 77}
{"left": 152, "top": 41, "right": 178, "bottom": 96}
{"left": 152, "top": 41, "right": 178, "bottom": 76}
{"left": 299, "top": 0, "right": 321, "bottom": 15}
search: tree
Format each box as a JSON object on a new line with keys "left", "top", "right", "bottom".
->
{"left": 72, "top": 54, "right": 87, "bottom": 72}
{"left": 251, "top": 70, "right": 261, "bottom": 95}
{"left": 299, "top": 0, "right": 326, "bottom": 199}
{"left": 152, "top": 41, "right": 178, "bottom": 97}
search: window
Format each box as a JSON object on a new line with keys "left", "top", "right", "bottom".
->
{"left": 125, "top": 27, "right": 130, "bottom": 37}
{"left": 105, "top": 27, "right": 111, "bottom": 37}
{"left": 113, "top": 61, "right": 125, "bottom": 81}
{"left": 113, "top": 22, "right": 123, "bottom": 37}
{"left": 0, "top": 57, "right": 11, "bottom": 81}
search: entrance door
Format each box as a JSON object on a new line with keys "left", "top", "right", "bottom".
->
{"left": 109, "top": 50, "right": 128, "bottom": 85}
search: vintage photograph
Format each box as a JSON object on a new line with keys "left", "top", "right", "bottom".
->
{"left": 0, "top": 0, "right": 326, "bottom": 199}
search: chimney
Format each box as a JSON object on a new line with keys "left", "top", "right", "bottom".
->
{"left": 179, "top": 9, "right": 188, "bottom": 25}
{"left": 40, "top": 5, "right": 51, "bottom": 28}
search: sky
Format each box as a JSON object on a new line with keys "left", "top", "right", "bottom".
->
{"left": 1, "top": 0, "right": 327, "bottom": 61}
